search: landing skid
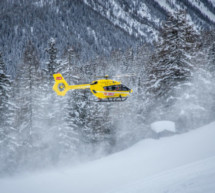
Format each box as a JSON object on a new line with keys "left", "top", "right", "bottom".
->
{"left": 96, "top": 97, "right": 128, "bottom": 102}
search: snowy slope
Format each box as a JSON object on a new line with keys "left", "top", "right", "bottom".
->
{"left": 83, "top": 0, "right": 215, "bottom": 41}
{"left": 2, "top": 0, "right": 215, "bottom": 71}
{"left": 1, "top": 122, "right": 215, "bottom": 193}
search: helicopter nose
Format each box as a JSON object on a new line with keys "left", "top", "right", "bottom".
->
{"left": 129, "top": 89, "right": 133, "bottom": 93}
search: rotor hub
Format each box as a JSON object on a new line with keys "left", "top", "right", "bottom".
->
{"left": 58, "top": 83, "right": 66, "bottom": 91}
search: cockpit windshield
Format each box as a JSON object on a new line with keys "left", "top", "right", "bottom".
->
{"left": 103, "top": 84, "right": 130, "bottom": 91}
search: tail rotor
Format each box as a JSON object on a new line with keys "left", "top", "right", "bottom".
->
{"left": 53, "top": 73, "right": 70, "bottom": 96}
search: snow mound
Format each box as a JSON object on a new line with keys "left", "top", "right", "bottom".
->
{"left": 151, "top": 121, "right": 176, "bottom": 133}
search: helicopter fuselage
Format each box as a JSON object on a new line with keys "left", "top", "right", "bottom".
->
{"left": 90, "top": 79, "right": 132, "bottom": 100}
{"left": 53, "top": 73, "right": 132, "bottom": 101}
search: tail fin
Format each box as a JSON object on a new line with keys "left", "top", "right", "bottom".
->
{"left": 53, "top": 73, "right": 70, "bottom": 96}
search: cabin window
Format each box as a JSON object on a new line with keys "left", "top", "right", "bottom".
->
{"left": 103, "top": 84, "right": 129, "bottom": 91}
{"left": 112, "top": 86, "right": 116, "bottom": 91}
{"left": 121, "top": 85, "right": 130, "bottom": 91}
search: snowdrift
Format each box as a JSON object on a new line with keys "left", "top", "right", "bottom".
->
{"left": 1, "top": 122, "right": 215, "bottom": 193}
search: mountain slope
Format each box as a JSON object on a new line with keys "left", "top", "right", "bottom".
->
{"left": 83, "top": 0, "right": 215, "bottom": 41}
{"left": 1, "top": 0, "right": 215, "bottom": 75}
{"left": 1, "top": 122, "right": 215, "bottom": 193}
{"left": 0, "top": 0, "right": 139, "bottom": 75}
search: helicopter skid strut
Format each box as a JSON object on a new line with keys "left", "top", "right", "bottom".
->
{"left": 96, "top": 97, "right": 128, "bottom": 102}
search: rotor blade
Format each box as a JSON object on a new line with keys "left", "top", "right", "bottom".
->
{"left": 70, "top": 75, "right": 81, "bottom": 79}
{"left": 95, "top": 75, "right": 109, "bottom": 78}
{"left": 112, "top": 73, "right": 136, "bottom": 78}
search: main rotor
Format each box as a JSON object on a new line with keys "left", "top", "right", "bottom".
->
{"left": 95, "top": 73, "right": 136, "bottom": 80}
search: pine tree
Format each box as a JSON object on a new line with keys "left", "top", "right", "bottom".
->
{"left": 172, "top": 30, "right": 215, "bottom": 130}
{"left": 0, "top": 52, "right": 17, "bottom": 175}
{"left": 43, "top": 38, "right": 63, "bottom": 164}
{"left": 207, "top": 31, "right": 215, "bottom": 73}
{"left": 145, "top": 10, "right": 199, "bottom": 122}
{"left": 200, "top": 31, "right": 215, "bottom": 122}
{"left": 56, "top": 47, "right": 81, "bottom": 163}
{"left": 32, "top": 70, "right": 55, "bottom": 166}
{"left": 0, "top": 52, "right": 8, "bottom": 127}
{"left": 14, "top": 41, "right": 41, "bottom": 168}
{"left": 46, "top": 38, "right": 58, "bottom": 82}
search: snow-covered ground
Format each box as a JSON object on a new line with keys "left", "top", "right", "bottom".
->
{"left": 1, "top": 122, "right": 215, "bottom": 193}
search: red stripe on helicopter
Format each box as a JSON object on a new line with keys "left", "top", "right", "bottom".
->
{"left": 56, "top": 77, "right": 62, "bottom": 80}
{"left": 104, "top": 92, "right": 114, "bottom": 96}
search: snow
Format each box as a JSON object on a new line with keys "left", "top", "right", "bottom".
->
{"left": 30, "top": 27, "right": 34, "bottom": 34}
{"left": 1, "top": 122, "right": 215, "bottom": 193}
{"left": 33, "top": 0, "right": 45, "bottom": 8}
{"left": 209, "top": 0, "right": 215, "bottom": 7}
{"left": 83, "top": 0, "right": 157, "bottom": 39}
{"left": 154, "top": 0, "right": 215, "bottom": 24}
{"left": 154, "top": 0, "right": 174, "bottom": 14}
{"left": 111, "top": 156, "right": 215, "bottom": 193}
{"left": 190, "top": 0, "right": 215, "bottom": 23}
{"left": 154, "top": 0, "right": 215, "bottom": 25}
{"left": 151, "top": 121, "right": 176, "bottom": 133}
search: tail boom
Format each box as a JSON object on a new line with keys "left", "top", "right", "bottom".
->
{"left": 53, "top": 73, "right": 90, "bottom": 96}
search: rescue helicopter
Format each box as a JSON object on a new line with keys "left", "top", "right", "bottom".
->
{"left": 53, "top": 73, "right": 134, "bottom": 102}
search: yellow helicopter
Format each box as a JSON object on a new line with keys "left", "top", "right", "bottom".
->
{"left": 53, "top": 73, "right": 133, "bottom": 102}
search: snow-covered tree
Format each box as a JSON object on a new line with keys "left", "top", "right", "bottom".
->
{"left": 13, "top": 41, "right": 41, "bottom": 168}
{"left": 172, "top": 30, "right": 215, "bottom": 130}
{"left": 0, "top": 52, "right": 9, "bottom": 128}
{"left": 46, "top": 38, "right": 58, "bottom": 81}
{"left": 145, "top": 10, "right": 199, "bottom": 123}
{"left": 207, "top": 31, "right": 215, "bottom": 73}
{"left": 198, "top": 31, "right": 215, "bottom": 122}
{"left": 56, "top": 47, "right": 81, "bottom": 163}
{"left": 0, "top": 52, "right": 17, "bottom": 175}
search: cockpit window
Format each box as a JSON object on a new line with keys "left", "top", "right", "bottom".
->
{"left": 121, "top": 85, "right": 130, "bottom": 91}
{"left": 104, "top": 84, "right": 130, "bottom": 91}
